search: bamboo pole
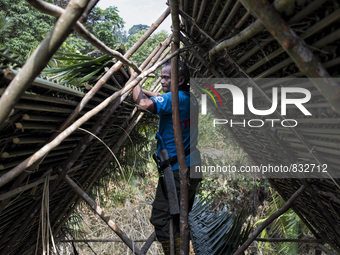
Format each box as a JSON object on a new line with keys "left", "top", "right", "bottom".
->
{"left": 236, "top": 0, "right": 329, "bottom": 65}
{"left": 0, "top": 156, "right": 68, "bottom": 171}
{"left": 64, "top": 175, "right": 142, "bottom": 255}
{"left": 232, "top": 11, "right": 251, "bottom": 33}
{"left": 234, "top": 185, "right": 306, "bottom": 255}
{"left": 0, "top": 165, "right": 81, "bottom": 201}
{"left": 27, "top": 0, "right": 142, "bottom": 74}
{"left": 14, "top": 122, "right": 58, "bottom": 131}
{"left": 214, "top": 0, "right": 242, "bottom": 39}
{"left": 141, "top": 232, "right": 157, "bottom": 255}
{"left": 239, "top": 0, "right": 340, "bottom": 114}
{"left": 247, "top": 14, "right": 340, "bottom": 73}
{"left": 210, "top": 0, "right": 233, "bottom": 37}
{"left": 0, "top": 49, "right": 182, "bottom": 188}
{"left": 190, "top": 0, "right": 207, "bottom": 35}
{"left": 2, "top": 144, "right": 76, "bottom": 158}
{"left": 0, "top": 0, "right": 89, "bottom": 124}
{"left": 0, "top": 89, "right": 81, "bottom": 107}
{"left": 203, "top": 0, "right": 221, "bottom": 31}
{"left": 21, "top": 114, "right": 67, "bottom": 122}
{"left": 57, "top": 7, "right": 170, "bottom": 132}
{"left": 209, "top": 0, "right": 296, "bottom": 60}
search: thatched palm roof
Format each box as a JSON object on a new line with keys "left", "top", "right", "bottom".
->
{"left": 1, "top": 0, "right": 340, "bottom": 254}
{"left": 179, "top": 0, "right": 340, "bottom": 253}
{"left": 0, "top": 47, "right": 151, "bottom": 254}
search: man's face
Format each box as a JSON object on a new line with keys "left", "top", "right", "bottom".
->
{"left": 160, "top": 65, "right": 185, "bottom": 93}
{"left": 160, "top": 65, "right": 171, "bottom": 93}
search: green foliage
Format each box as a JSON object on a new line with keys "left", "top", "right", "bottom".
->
{"left": 125, "top": 30, "right": 169, "bottom": 67}
{"left": 0, "top": 0, "right": 55, "bottom": 55}
{"left": 128, "top": 24, "right": 150, "bottom": 36}
{"left": 196, "top": 111, "right": 271, "bottom": 216}
{"left": 42, "top": 52, "right": 112, "bottom": 88}
{"left": 0, "top": 11, "right": 13, "bottom": 43}
{"left": 0, "top": 1, "right": 125, "bottom": 56}
{"left": 255, "top": 189, "right": 312, "bottom": 254}
{"left": 84, "top": 6, "right": 125, "bottom": 51}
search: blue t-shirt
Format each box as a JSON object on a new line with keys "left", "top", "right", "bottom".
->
{"left": 151, "top": 91, "right": 201, "bottom": 170}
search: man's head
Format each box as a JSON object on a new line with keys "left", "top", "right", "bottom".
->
{"left": 160, "top": 60, "right": 190, "bottom": 93}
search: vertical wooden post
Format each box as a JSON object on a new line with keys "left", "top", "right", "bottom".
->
{"left": 170, "top": 0, "right": 190, "bottom": 254}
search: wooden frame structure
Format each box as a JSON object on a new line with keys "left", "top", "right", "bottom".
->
{"left": 1, "top": 0, "right": 340, "bottom": 254}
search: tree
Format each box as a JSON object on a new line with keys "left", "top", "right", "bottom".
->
{"left": 125, "top": 30, "right": 168, "bottom": 66}
{"left": 128, "top": 24, "right": 150, "bottom": 36}
{"left": 85, "top": 6, "right": 125, "bottom": 50}
{"left": 0, "top": 1, "right": 125, "bottom": 56}
{"left": 0, "top": 0, "right": 55, "bottom": 55}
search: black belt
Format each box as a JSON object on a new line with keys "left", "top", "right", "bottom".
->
{"left": 168, "top": 149, "right": 192, "bottom": 167}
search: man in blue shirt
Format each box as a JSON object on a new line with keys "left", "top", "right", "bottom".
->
{"left": 133, "top": 60, "right": 201, "bottom": 255}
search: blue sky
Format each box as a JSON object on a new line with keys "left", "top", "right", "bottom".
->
{"left": 97, "top": 0, "right": 172, "bottom": 34}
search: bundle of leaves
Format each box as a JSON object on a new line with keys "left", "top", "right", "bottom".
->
{"left": 189, "top": 198, "right": 253, "bottom": 255}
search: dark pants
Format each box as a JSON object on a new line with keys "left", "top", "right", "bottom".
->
{"left": 150, "top": 168, "right": 201, "bottom": 242}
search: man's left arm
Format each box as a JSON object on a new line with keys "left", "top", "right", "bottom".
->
{"left": 133, "top": 83, "right": 156, "bottom": 113}
{"left": 142, "top": 89, "right": 161, "bottom": 98}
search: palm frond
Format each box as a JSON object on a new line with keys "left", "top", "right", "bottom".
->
{"left": 255, "top": 189, "right": 312, "bottom": 254}
{"left": 189, "top": 198, "right": 253, "bottom": 255}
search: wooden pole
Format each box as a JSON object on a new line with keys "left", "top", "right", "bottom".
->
{"left": 170, "top": 0, "right": 190, "bottom": 254}
{"left": 0, "top": 0, "right": 89, "bottom": 124}
{"left": 64, "top": 175, "right": 142, "bottom": 255}
{"left": 78, "top": 0, "right": 99, "bottom": 23}
{"left": 140, "top": 232, "right": 157, "bottom": 255}
{"left": 57, "top": 6, "right": 171, "bottom": 132}
{"left": 26, "top": 0, "right": 142, "bottom": 74}
{"left": 238, "top": 0, "right": 340, "bottom": 114}
{"left": 209, "top": 0, "right": 296, "bottom": 58}
{"left": 234, "top": 185, "right": 306, "bottom": 255}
